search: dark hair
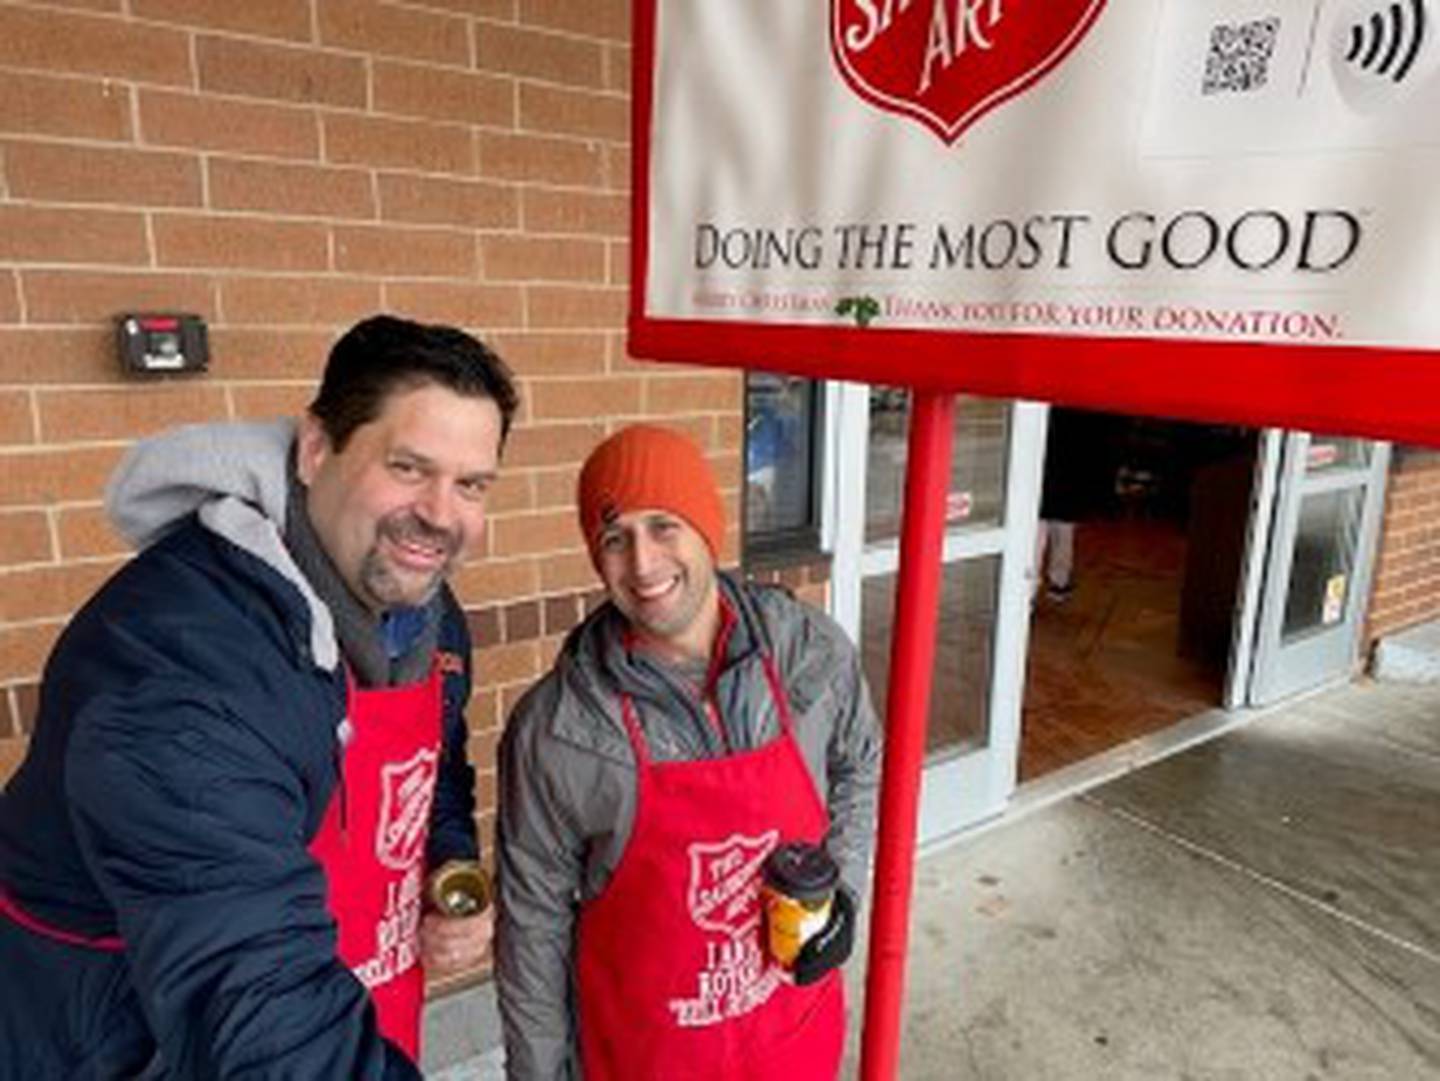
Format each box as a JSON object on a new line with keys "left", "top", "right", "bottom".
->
{"left": 308, "top": 314, "right": 520, "bottom": 452}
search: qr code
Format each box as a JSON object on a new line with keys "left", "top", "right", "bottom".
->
{"left": 1201, "top": 16, "right": 1281, "bottom": 94}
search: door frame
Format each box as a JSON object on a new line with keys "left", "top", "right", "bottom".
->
{"left": 825, "top": 386, "right": 1046, "bottom": 841}
{"left": 1226, "top": 431, "right": 1382, "bottom": 711}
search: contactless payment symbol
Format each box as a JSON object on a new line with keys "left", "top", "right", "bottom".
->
{"left": 831, "top": 0, "right": 1107, "bottom": 143}
{"left": 1330, "top": 0, "right": 1436, "bottom": 111}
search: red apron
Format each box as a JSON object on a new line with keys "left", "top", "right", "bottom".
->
{"left": 575, "top": 654, "right": 846, "bottom": 1081}
{"left": 1, "top": 666, "right": 445, "bottom": 1065}
{"left": 308, "top": 664, "right": 444, "bottom": 1063}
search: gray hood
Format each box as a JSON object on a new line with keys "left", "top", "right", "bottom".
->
{"left": 104, "top": 419, "right": 339, "bottom": 670}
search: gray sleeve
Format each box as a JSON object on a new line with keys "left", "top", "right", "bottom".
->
{"left": 821, "top": 638, "right": 882, "bottom": 903}
{"left": 496, "top": 684, "right": 583, "bottom": 1081}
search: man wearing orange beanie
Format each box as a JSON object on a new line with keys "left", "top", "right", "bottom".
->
{"left": 496, "top": 424, "right": 880, "bottom": 1080}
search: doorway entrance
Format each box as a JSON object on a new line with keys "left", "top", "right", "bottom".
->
{"left": 824, "top": 389, "right": 1390, "bottom": 842}
{"left": 1023, "top": 413, "right": 1256, "bottom": 779}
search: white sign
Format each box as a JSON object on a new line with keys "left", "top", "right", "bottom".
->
{"left": 633, "top": 1, "right": 1440, "bottom": 443}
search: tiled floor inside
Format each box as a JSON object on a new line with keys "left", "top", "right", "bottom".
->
{"left": 861, "top": 515, "right": 1226, "bottom": 783}
{"left": 1020, "top": 516, "right": 1222, "bottom": 779}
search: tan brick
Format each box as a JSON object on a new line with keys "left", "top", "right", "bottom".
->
{"left": 0, "top": 328, "right": 114, "bottom": 385}
{"left": 377, "top": 173, "right": 517, "bottom": 229}
{"left": 605, "top": 44, "right": 632, "bottom": 95}
{"left": 519, "top": 84, "right": 628, "bottom": 141}
{"left": 0, "top": 560, "right": 119, "bottom": 622}
{"left": 481, "top": 235, "right": 605, "bottom": 283}
{"left": 383, "top": 281, "right": 524, "bottom": 328}
{"left": 521, "top": 188, "right": 627, "bottom": 237}
{"left": 466, "top": 723, "right": 501, "bottom": 769}
{"left": 526, "top": 286, "right": 626, "bottom": 329}
{"left": 37, "top": 386, "right": 229, "bottom": 443}
{"left": 602, "top": 142, "right": 630, "bottom": 192}
{"left": 653, "top": 414, "right": 718, "bottom": 451}
{"left": 0, "top": 511, "right": 52, "bottom": 567}
{"left": 0, "top": 205, "right": 149, "bottom": 266}
{"left": 644, "top": 373, "right": 742, "bottom": 413}
{"left": 209, "top": 158, "right": 376, "bottom": 220}
{"left": 197, "top": 36, "right": 367, "bottom": 108}
{"left": 491, "top": 332, "right": 606, "bottom": 377}
{"left": 0, "top": 446, "right": 123, "bottom": 508}
{"left": 608, "top": 240, "right": 630, "bottom": 286}
{"left": 0, "top": 392, "right": 36, "bottom": 446}
{"left": 324, "top": 113, "right": 475, "bottom": 175}
{"left": 504, "top": 421, "right": 603, "bottom": 468}
{"left": 4, "top": 141, "right": 202, "bottom": 208}
{"left": 477, "top": 131, "right": 602, "bottom": 186}
{"left": 220, "top": 276, "right": 383, "bottom": 325}
{"left": 416, "top": 0, "right": 514, "bottom": 16}
{"left": 56, "top": 505, "right": 126, "bottom": 560}
{"left": 318, "top": 0, "right": 470, "bottom": 64}
{"left": 452, "top": 556, "right": 539, "bottom": 606}
{"left": 474, "top": 769, "right": 498, "bottom": 810}
{"left": 464, "top": 685, "right": 499, "bottom": 732}
{"left": 538, "top": 550, "right": 595, "bottom": 592}
{"left": 0, "top": 272, "right": 18, "bottom": 324}
{"left": 206, "top": 329, "right": 334, "bottom": 379}
{"left": 333, "top": 226, "right": 476, "bottom": 278}
{"left": 0, "top": 7, "right": 191, "bottom": 86}
{"left": 153, "top": 215, "right": 329, "bottom": 272}
{"left": 0, "top": 622, "right": 63, "bottom": 683}
{"left": 530, "top": 377, "right": 640, "bottom": 421}
{"left": 29, "top": 0, "right": 122, "bottom": 12}
{"left": 139, "top": 90, "right": 320, "bottom": 160}
{"left": 472, "top": 639, "right": 539, "bottom": 687}
{"left": 0, "top": 71, "right": 131, "bottom": 141}
{"left": 481, "top": 471, "right": 533, "bottom": 516}
{"left": 475, "top": 23, "right": 604, "bottom": 87}
{"left": 519, "top": 0, "right": 628, "bottom": 41}
{"left": 372, "top": 60, "right": 515, "bottom": 127}
{"left": 22, "top": 270, "right": 216, "bottom": 325}
{"left": 532, "top": 466, "right": 578, "bottom": 510}
{"left": 716, "top": 413, "right": 743, "bottom": 450}
{"left": 609, "top": 347, "right": 673, "bottom": 377}
{"left": 133, "top": 0, "right": 312, "bottom": 40}
{"left": 228, "top": 383, "right": 316, "bottom": 421}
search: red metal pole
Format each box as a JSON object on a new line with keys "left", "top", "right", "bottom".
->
{"left": 859, "top": 389, "right": 956, "bottom": 1081}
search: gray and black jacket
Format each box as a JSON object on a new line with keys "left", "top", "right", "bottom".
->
{"left": 495, "top": 575, "right": 881, "bottom": 1080}
{"left": 0, "top": 421, "right": 476, "bottom": 1081}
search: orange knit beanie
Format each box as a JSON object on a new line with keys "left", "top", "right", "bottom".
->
{"left": 576, "top": 425, "right": 726, "bottom": 563}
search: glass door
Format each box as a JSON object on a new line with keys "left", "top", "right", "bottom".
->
{"left": 829, "top": 386, "right": 1045, "bottom": 841}
{"left": 1242, "top": 433, "right": 1390, "bottom": 706}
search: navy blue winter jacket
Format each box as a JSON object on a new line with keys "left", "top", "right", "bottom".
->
{"left": 0, "top": 517, "right": 477, "bottom": 1079}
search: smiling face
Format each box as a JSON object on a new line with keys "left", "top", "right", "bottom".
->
{"left": 595, "top": 508, "right": 720, "bottom": 662}
{"left": 297, "top": 381, "right": 502, "bottom": 613}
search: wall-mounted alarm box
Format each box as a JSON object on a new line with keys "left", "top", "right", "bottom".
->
{"left": 116, "top": 313, "right": 209, "bottom": 374}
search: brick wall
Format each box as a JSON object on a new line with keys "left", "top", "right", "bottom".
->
{"left": 0, "top": 0, "right": 746, "bottom": 863}
{"left": 1366, "top": 448, "right": 1440, "bottom": 650}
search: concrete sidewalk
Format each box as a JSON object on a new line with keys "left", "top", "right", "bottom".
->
{"left": 425, "top": 678, "right": 1440, "bottom": 1079}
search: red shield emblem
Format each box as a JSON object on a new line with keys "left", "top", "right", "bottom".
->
{"left": 375, "top": 747, "right": 438, "bottom": 871}
{"left": 685, "top": 829, "right": 779, "bottom": 937}
{"left": 831, "top": 0, "right": 1107, "bottom": 144}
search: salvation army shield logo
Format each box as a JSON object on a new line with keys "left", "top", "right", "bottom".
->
{"left": 831, "top": 0, "right": 1107, "bottom": 143}
{"left": 685, "top": 829, "right": 779, "bottom": 937}
{"left": 376, "top": 747, "right": 439, "bottom": 871}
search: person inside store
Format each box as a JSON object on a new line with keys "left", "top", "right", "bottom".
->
{"left": 495, "top": 424, "right": 881, "bottom": 1080}
{"left": 1036, "top": 405, "right": 1114, "bottom": 602}
{"left": 0, "top": 315, "right": 517, "bottom": 1079}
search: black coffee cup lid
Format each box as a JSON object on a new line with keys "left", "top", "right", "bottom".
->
{"left": 763, "top": 841, "right": 838, "bottom": 903}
